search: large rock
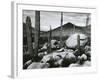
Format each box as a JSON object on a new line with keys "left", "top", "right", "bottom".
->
{"left": 38, "top": 51, "right": 47, "bottom": 58}
{"left": 65, "top": 52, "right": 76, "bottom": 60}
{"left": 40, "top": 52, "right": 63, "bottom": 63}
{"left": 27, "top": 62, "right": 50, "bottom": 69}
{"left": 51, "top": 40, "right": 60, "bottom": 49}
{"left": 54, "top": 59, "right": 63, "bottom": 67}
{"left": 41, "top": 54, "right": 52, "bottom": 63}
{"left": 41, "top": 43, "right": 48, "bottom": 50}
{"left": 66, "top": 33, "right": 88, "bottom": 49}
{"left": 23, "top": 60, "right": 32, "bottom": 69}
{"left": 69, "top": 61, "right": 91, "bottom": 67}
{"left": 39, "top": 40, "right": 60, "bottom": 52}
{"left": 79, "top": 54, "right": 87, "bottom": 61}
{"left": 61, "top": 52, "right": 76, "bottom": 67}
{"left": 40, "top": 49, "right": 74, "bottom": 63}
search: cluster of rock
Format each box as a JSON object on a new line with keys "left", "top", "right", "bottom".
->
{"left": 24, "top": 33, "right": 91, "bottom": 69}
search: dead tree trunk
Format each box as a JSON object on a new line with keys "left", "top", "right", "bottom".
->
{"left": 26, "top": 16, "right": 33, "bottom": 55}
{"left": 34, "top": 11, "right": 40, "bottom": 61}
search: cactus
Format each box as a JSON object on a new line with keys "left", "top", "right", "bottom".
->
{"left": 26, "top": 16, "right": 33, "bottom": 55}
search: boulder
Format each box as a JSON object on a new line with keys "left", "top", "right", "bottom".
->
{"left": 85, "top": 45, "right": 91, "bottom": 52}
{"left": 23, "top": 60, "right": 32, "bottom": 69}
{"left": 38, "top": 51, "right": 47, "bottom": 58}
{"left": 41, "top": 54, "right": 52, "bottom": 63}
{"left": 85, "top": 51, "right": 91, "bottom": 61}
{"left": 69, "top": 63, "right": 80, "bottom": 67}
{"left": 79, "top": 54, "right": 87, "bottom": 61}
{"left": 41, "top": 43, "right": 48, "bottom": 50}
{"left": 40, "top": 52, "right": 62, "bottom": 63}
{"left": 27, "top": 62, "right": 50, "bottom": 69}
{"left": 53, "top": 55, "right": 62, "bottom": 61}
{"left": 62, "top": 52, "right": 76, "bottom": 67}
{"left": 66, "top": 33, "right": 88, "bottom": 49}
{"left": 69, "top": 61, "right": 91, "bottom": 67}
{"left": 64, "top": 52, "right": 76, "bottom": 60}
{"left": 84, "top": 45, "right": 91, "bottom": 57}
{"left": 83, "top": 61, "right": 91, "bottom": 66}
{"left": 51, "top": 40, "right": 60, "bottom": 49}
{"left": 54, "top": 59, "right": 63, "bottom": 67}
{"left": 57, "top": 48, "right": 64, "bottom": 52}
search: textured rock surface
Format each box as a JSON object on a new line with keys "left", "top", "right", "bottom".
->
{"left": 66, "top": 33, "right": 88, "bottom": 49}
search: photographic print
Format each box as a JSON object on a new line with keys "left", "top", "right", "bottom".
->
{"left": 11, "top": 2, "right": 97, "bottom": 78}
{"left": 23, "top": 10, "right": 91, "bottom": 69}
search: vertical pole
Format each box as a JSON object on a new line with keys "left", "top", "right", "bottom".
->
{"left": 48, "top": 25, "right": 52, "bottom": 53}
{"left": 73, "top": 25, "right": 75, "bottom": 34}
{"left": 60, "top": 12, "right": 63, "bottom": 48}
{"left": 77, "top": 34, "right": 80, "bottom": 55}
{"left": 34, "top": 11, "right": 40, "bottom": 61}
{"left": 26, "top": 16, "right": 33, "bottom": 55}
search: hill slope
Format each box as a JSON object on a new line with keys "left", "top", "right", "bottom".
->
{"left": 41, "top": 22, "right": 91, "bottom": 38}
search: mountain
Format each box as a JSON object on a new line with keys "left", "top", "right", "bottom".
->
{"left": 23, "top": 22, "right": 91, "bottom": 40}
{"left": 40, "top": 22, "right": 91, "bottom": 38}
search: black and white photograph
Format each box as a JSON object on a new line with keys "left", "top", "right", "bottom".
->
{"left": 23, "top": 10, "right": 91, "bottom": 69}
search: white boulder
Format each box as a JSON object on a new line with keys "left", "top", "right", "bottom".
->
{"left": 66, "top": 33, "right": 88, "bottom": 49}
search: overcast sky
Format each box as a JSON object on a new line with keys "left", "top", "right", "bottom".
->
{"left": 23, "top": 10, "right": 91, "bottom": 31}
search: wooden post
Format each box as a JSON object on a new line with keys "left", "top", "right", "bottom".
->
{"left": 48, "top": 25, "right": 52, "bottom": 53}
{"left": 60, "top": 12, "right": 63, "bottom": 48}
{"left": 26, "top": 16, "right": 33, "bottom": 55}
{"left": 34, "top": 11, "right": 40, "bottom": 61}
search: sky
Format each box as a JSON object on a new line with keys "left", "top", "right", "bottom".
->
{"left": 23, "top": 10, "right": 91, "bottom": 31}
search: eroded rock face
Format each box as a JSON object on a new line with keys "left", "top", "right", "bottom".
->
{"left": 66, "top": 33, "right": 88, "bottom": 49}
